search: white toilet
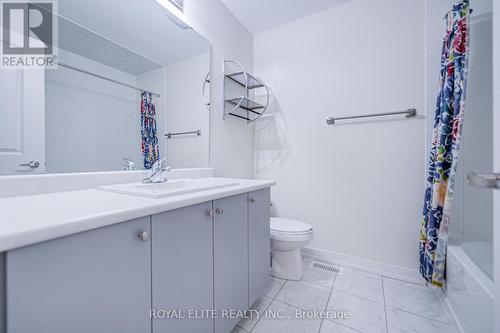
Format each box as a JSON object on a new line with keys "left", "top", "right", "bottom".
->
{"left": 270, "top": 217, "right": 313, "bottom": 280}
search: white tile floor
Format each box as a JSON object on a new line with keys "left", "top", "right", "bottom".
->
{"left": 233, "top": 259, "right": 458, "bottom": 333}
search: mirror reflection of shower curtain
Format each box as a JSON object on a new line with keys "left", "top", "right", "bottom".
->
{"left": 140, "top": 91, "right": 160, "bottom": 169}
{"left": 419, "top": 0, "right": 471, "bottom": 287}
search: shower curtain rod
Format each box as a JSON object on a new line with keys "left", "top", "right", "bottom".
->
{"left": 56, "top": 62, "right": 161, "bottom": 97}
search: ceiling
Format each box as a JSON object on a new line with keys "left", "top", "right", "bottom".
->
{"left": 220, "top": 0, "right": 351, "bottom": 34}
{"left": 57, "top": 17, "right": 161, "bottom": 75}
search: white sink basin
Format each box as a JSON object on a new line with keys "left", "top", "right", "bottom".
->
{"left": 98, "top": 178, "right": 239, "bottom": 199}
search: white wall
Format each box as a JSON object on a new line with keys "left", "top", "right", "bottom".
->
{"left": 163, "top": 52, "right": 210, "bottom": 168}
{"left": 184, "top": 0, "right": 255, "bottom": 178}
{"left": 45, "top": 49, "right": 150, "bottom": 173}
{"left": 254, "top": 0, "right": 426, "bottom": 275}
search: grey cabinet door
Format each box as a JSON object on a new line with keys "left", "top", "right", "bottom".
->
{"left": 151, "top": 202, "right": 214, "bottom": 333}
{"left": 213, "top": 194, "right": 248, "bottom": 333}
{"left": 248, "top": 188, "right": 271, "bottom": 307}
{"left": 6, "top": 217, "right": 151, "bottom": 333}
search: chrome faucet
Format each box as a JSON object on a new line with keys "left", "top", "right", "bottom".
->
{"left": 143, "top": 157, "right": 171, "bottom": 184}
{"left": 122, "top": 157, "right": 136, "bottom": 171}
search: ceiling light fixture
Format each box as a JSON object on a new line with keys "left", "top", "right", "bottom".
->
{"left": 155, "top": 0, "right": 191, "bottom": 30}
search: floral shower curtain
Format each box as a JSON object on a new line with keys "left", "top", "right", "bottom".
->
{"left": 140, "top": 91, "right": 160, "bottom": 169}
{"left": 419, "top": 0, "right": 471, "bottom": 287}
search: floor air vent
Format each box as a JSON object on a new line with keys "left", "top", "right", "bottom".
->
{"left": 310, "top": 261, "right": 343, "bottom": 274}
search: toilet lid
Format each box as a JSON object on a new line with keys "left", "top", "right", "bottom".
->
{"left": 270, "top": 218, "right": 313, "bottom": 234}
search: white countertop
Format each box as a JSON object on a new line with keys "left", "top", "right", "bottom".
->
{"left": 0, "top": 177, "right": 275, "bottom": 252}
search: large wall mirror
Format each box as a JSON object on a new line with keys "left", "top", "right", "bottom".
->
{"left": 0, "top": 0, "right": 210, "bottom": 175}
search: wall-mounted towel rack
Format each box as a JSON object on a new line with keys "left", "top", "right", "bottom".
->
{"left": 223, "top": 60, "right": 269, "bottom": 124}
{"left": 326, "top": 108, "right": 417, "bottom": 125}
{"left": 165, "top": 130, "right": 202, "bottom": 138}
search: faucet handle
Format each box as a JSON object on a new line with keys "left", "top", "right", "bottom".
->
{"left": 150, "top": 158, "right": 162, "bottom": 171}
{"left": 122, "top": 157, "right": 136, "bottom": 171}
{"left": 143, "top": 158, "right": 170, "bottom": 184}
{"left": 152, "top": 157, "right": 169, "bottom": 171}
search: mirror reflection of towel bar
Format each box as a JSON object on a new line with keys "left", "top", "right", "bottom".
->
{"left": 165, "top": 130, "right": 202, "bottom": 138}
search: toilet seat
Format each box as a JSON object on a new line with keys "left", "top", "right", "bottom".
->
{"left": 270, "top": 218, "right": 313, "bottom": 242}
{"left": 271, "top": 218, "right": 313, "bottom": 234}
{"left": 271, "top": 231, "right": 312, "bottom": 242}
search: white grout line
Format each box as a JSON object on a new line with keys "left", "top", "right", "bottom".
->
{"left": 385, "top": 304, "right": 455, "bottom": 326}
{"left": 381, "top": 276, "right": 389, "bottom": 333}
{"left": 382, "top": 276, "right": 457, "bottom": 327}
{"left": 332, "top": 288, "right": 384, "bottom": 305}
{"left": 318, "top": 318, "right": 325, "bottom": 333}
{"left": 382, "top": 274, "right": 429, "bottom": 289}
{"left": 323, "top": 319, "right": 365, "bottom": 333}
{"left": 236, "top": 326, "right": 250, "bottom": 333}
{"left": 245, "top": 278, "right": 287, "bottom": 332}
{"left": 317, "top": 273, "right": 337, "bottom": 333}
{"left": 273, "top": 279, "right": 287, "bottom": 299}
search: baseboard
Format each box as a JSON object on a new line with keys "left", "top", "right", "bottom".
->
{"left": 302, "top": 247, "right": 422, "bottom": 284}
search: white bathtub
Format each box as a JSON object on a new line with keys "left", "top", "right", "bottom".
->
{"left": 443, "top": 244, "right": 494, "bottom": 333}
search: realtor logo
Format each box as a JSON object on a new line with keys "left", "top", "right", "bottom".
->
{"left": 1, "top": 1, "right": 57, "bottom": 67}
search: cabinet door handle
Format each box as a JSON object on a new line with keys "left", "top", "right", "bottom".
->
{"left": 19, "top": 160, "right": 40, "bottom": 169}
{"left": 215, "top": 208, "right": 224, "bottom": 215}
{"left": 138, "top": 231, "right": 149, "bottom": 241}
{"left": 208, "top": 209, "right": 215, "bottom": 217}
{"left": 249, "top": 198, "right": 256, "bottom": 203}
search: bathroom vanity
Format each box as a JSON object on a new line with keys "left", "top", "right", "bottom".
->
{"left": 0, "top": 176, "right": 273, "bottom": 333}
{"left": 0, "top": 0, "right": 274, "bottom": 331}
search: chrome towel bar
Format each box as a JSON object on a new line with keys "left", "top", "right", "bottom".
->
{"left": 165, "top": 130, "right": 202, "bottom": 138}
{"left": 326, "top": 108, "right": 417, "bottom": 125}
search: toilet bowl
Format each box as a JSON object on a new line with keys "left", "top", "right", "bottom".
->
{"left": 270, "top": 217, "right": 313, "bottom": 280}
